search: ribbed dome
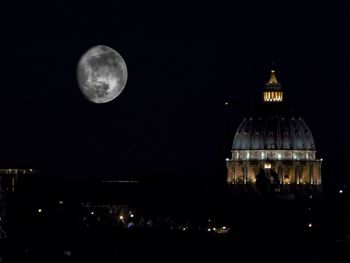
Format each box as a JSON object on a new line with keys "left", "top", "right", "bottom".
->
{"left": 227, "top": 68, "right": 322, "bottom": 187}
{"left": 232, "top": 115, "right": 315, "bottom": 151}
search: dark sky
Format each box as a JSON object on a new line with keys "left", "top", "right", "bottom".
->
{"left": 1, "top": 1, "right": 349, "bottom": 185}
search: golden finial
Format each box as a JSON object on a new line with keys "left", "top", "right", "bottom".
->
{"left": 268, "top": 69, "right": 279, "bottom": 85}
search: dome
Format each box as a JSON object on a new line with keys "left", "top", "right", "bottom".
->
{"left": 227, "top": 67, "right": 322, "bottom": 187}
{"left": 232, "top": 115, "right": 315, "bottom": 151}
{"left": 230, "top": 68, "right": 317, "bottom": 162}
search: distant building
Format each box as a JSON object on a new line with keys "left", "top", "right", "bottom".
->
{"left": 226, "top": 69, "right": 322, "bottom": 192}
{"left": 0, "top": 168, "right": 38, "bottom": 238}
{"left": 0, "top": 168, "right": 38, "bottom": 193}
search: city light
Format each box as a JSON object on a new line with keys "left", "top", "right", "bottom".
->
{"left": 339, "top": 189, "right": 343, "bottom": 194}
{"left": 308, "top": 223, "right": 312, "bottom": 228}
{"left": 38, "top": 208, "right": 42, "bottom": 213}
{"left": 130, "top": 214, "right": 134, "bottom": 218}
{"left": 58, "top": 200, "right": 64, "bottom": 204}
{"left": 119, "top": 216, "right": 124, "bottom": 220}
{"left": 90, "top": 211, "right": 94, "bottom": 215}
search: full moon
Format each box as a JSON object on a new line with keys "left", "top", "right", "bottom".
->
{"left": 77, "top": 45, "right": 128, "bottom": 103}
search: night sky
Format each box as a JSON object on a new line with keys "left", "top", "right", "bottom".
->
{"left": 1, "top": 1, "right": 350, "bottom": 185}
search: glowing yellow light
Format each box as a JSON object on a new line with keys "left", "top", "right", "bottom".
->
{"left": 264, "top": 91, "right": 283, "bottom": 102}
{"left": 224, "top": 102, "right": 229, "bottom": 106}
{"left": 38, "top": 209, "right": 42, "bottom": 213}
{"left": 119, "top": 216, "right": 124, "bottom": 220}
{"left": 308, "top": 223, "right": 312, "bottom": 228}
{"left": 264, "top": 163, "right": 271, "bottom": 169}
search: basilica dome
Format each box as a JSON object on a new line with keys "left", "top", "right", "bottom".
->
{"left": 230, "top": 69, "right": 316, "bottom": 162}
{"left": 227, "top": 68, "right": 321, "bottom": 186}
{"left": 232, "top": 115, "right": 315, "bottom": 151}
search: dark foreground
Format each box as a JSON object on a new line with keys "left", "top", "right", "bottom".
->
{"left": 0, "top": 228, "right": 343, "bottom": 263}
{"left": 1, "top": 180, "right": 350, "bottom": 262}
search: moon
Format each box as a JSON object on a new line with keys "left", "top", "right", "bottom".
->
{"left": 77, "top": 45, "right": 128, "bottom": 103}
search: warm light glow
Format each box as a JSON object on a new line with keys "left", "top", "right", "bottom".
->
{"left": 264, "top": 163, "right": 271, "bottom": 169}
{"left": 91, "top": 211, "right": 94, "bottom": 215}
{"left": 339, "top": 189, "right": 343, "bottom": 194}
{"left": 119, "top": 216, "right": 124, "bottom": 220}
{"left": 38, "top": 209, "right": 42, "bottom": 213}
{"left": 263, "top": 91, "right": 283, "bottom": 102}
{"left": 308, "top": 223, "right": 312, "bottom": 228}
{"left": 130, "top": 214, "right": 134, "bottom": 218}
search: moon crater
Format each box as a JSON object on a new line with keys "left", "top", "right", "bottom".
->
{"left": 77, "top": 45, "right": 128, "bottom": 103}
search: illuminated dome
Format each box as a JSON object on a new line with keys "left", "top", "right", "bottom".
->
{"left": 231, "top": 114, "right": 316, "bottom": 161}
{"left": 233, "top": 116, "right": 315, "bottom": 151}
{"left": 227, "top": 68, "right": 322, "bottom": 186}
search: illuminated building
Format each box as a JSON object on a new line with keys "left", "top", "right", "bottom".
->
{"left": 226, "top": 68, "right": 322, "bottom": 191}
